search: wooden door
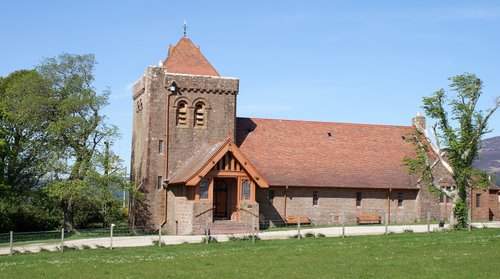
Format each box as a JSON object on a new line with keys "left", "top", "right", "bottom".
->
{"left": 214, "top": 180, "right": 228, "bottom": 219}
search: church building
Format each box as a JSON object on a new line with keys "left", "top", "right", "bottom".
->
{"left": 130, "top": 34, "right": 499, "bottom": 235}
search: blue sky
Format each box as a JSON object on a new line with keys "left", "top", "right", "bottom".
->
{"left": 2, "top": 1, "right": 499, "bottom": 172}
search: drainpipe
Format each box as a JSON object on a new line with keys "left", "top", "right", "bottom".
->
{"left": 163, "top": 84, "right": 175, "bottom": 228}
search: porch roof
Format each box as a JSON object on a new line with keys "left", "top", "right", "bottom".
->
{"left": 168, "top": 138, "right": 269, "bottom": 188}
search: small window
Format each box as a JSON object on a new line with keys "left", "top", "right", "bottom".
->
{"left": 136, "top": 99, "right": 143, "bottom": 113}
{"left": 157, "top": 176, "right": 163, "bottom": 190}
{"left": 158, "top": 140, "right": 164, "bottom": 154}
{"left": 313, "top": 191, "right": 319, "bottom": 206}
{"left": 397, "top": 193, "right": 403, "bottom": 207}
{"left": 242, "top": 179, "right": 251, "bottom": 200}
{"left": 356, "top": 192, "right": 362, "bottom": 207}
{"left": 194, "top": 102, "right": 205, "bottom": 126}
{"left": 476, "top": 193, "right": 481, "bottom": 208}
{"left": 268, "top": 190, "right": 274, "bottom": 205}
{"left": 439, "top": 193, "right": 444, "bottom": 203}
{"left": 200, "top": 178, "right": 209, "bottom": 199}
{"left": 177, "top": 102, "right": 187, "bottom": 126}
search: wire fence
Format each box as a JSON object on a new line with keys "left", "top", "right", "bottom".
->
{"left": 0, "top": 211, "right": 455, "bottom": 256}
{"left": 0, "top": 225, "right": 161, "bottom": 255}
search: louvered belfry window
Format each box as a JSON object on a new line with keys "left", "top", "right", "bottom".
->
{"left": 177, "top": 102, "right": 187, "bottom": 126}
{"left": 194, "top": 102, "right": 205, "bottom": 126}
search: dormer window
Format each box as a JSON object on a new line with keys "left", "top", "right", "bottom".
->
{"left": 177, "top": 101, "right": 187, "bottom": 126}
{"left": 194, "top": 102, "right": 206, "bottom": 126}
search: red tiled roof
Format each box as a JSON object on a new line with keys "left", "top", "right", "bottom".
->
{"left": 168, "top": 138, "right": 269, "bottom": 188}
{"left": 168, "top": 139, "right": 226, "bottom": 184}
{"left": 236, "top": 117, "right": 419, "bottom": 189}
{"left": 163, "top": 37, "right": 220, "bottom": 76}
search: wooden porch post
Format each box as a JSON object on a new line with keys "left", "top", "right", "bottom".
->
{"left": 208, "top": 177, "right": 214, "bottom": 202}
{"left": 237, "top": 177, "right": 242, "bottom": 220}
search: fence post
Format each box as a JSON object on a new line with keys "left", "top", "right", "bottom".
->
{"left": 158, "top": 226, "right": 162, "bottom": 247}
{"left": 61, "top": 228, "right": 65, "bottom": 252}
{"left": 205, "top": 223, "right": 209, "bottom": 244}
{"left": 9, "top": 231, "right": 13, "bottom": 256}
{"left": 385, "top": 212, "right": 389, "bottom": 235}
{"left": 468, "top": 206, "right": 472, "bottom": 232}
{"left": 252, "top": 218, "right": 256, "bottom": 243}
{"left": 427, "top": 211, "right": 430, "bottom": 233}
{"left": 110, "top": 223, "right": 115, "bottom": 250}
{"left": 342, "top": 213, "right": 345, "bottom": 238}
{"left": 297, "top": 217, "right": 301, "bottom": 240}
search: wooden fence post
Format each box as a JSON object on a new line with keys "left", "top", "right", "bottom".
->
{"left": 158, "top": 226, "right": 162, "bottom": 247}
{"left": 61, "top": 228, "right": 64, "bottom": 252}
{"left": 385, "top": 212, "right": 389, "bottom": 235}
{"left": 297, "top": 218, "right": 301, "bottom": 240}
{"left": 342, "top": 213, "right": 345, "bottom": 238}
{"left": 205, "top": 223, "right": 209, "bottom": 244}
{"left": 9, "top": 231, "right": 13, "bottom": 256}
{"left": 110, "top": 224, "right": 115, "bottom": 250}
{"left": 427, "top": 211, "right": 430, "bottom": 233}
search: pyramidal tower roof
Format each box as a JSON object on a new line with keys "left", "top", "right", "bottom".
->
{"left": 163, "top": 37, "right": 220, "bottom": 77}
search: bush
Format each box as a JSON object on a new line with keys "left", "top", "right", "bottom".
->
{"left": 228, "top": 235, "right": 260, "bottom": 241}
{"left": 0, "top": 190, "right": 62, "bottom": 232}
{"left": 201, "top": 237, "right": 218, "bottom": 243}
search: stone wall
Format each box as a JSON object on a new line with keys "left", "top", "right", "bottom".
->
{"left": 192, "top": 201, "right": 214, "bottom": 234}
{"left": 471, "top": 189, "right": 490, "bottom": 221}
{"left": 165, "top": 73, "right": 238, "bottom": 179}
{"left": 130, "top": 66, "right": 239, "bottom": 231}
{"left": 130, "top": 68, "right": 166, "bottom": 228}
{"left": 257, "top": 187, "right": 419, "bottom": 225}
{"left": 488, "top": 190, "right": 500, "bottom": 221}
{"left": 174, "top": 197, "right": 193, "bottom": 235}
{"left": 239, "top": 202, "right": 259, "bottom": 229}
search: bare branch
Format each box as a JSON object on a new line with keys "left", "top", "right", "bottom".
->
{"left": 465, "top": 97, "right": 500, "bottom": 159}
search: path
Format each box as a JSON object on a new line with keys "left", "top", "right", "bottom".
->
{"left": 1, "top": 221, "right": 499, "bottom": 255}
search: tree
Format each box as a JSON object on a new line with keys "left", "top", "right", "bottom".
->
{"left": 0, "top": 70, "right": 55, "bottom": 191}
{"left": 406, "top": 73, "right": 500, "bottom": 228}
{"left": 38, "top": 53, "right": 118, "bottom": 231}
{"left": 0, "top": 70, "right": 61, "bottom": 232}
{"left": 86, "top": 141, "right": 132, "bottom": 227}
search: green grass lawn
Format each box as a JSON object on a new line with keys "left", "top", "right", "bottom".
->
{"left": 1, "top": 229, "right": 499, "bottom": 278}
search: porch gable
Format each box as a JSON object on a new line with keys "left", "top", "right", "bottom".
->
{"left": 168, "top": 138, "right": 269, "bottom": 188}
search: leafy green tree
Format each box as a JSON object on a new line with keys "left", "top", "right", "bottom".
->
{"left": 0, "top": 70, "right": 61, "bottom": 232}
{"left": 407, "top": 73, "right": 499, "bottom": 228}
{"left": 38, "top": 53, "right": 119, "bottom": 231}
{"left": 0, "top": 70, "right": 54, "bottom": 191}
{"left": 87, "top": 141, "right": 132, "bottom": 227}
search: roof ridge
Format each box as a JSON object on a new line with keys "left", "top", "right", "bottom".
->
{"left": 236, "top": 116, "right": 413, "bottom": 128}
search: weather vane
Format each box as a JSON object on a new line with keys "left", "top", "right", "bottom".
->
{"left": 183, "top": 20, "right": 187, "bottom": 37}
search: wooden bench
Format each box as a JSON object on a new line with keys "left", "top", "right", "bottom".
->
{"left": 285, "top": 215, "right": 311, "bottom": 225}
{"left": 356, "top": 213, "right": 381, "bottom": 224}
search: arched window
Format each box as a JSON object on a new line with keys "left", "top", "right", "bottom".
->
{"left": 194, "top": 102, "right": 206, "bottom": 127}
{"left": 177, "top": 101, "right": 187, "bottom": 126}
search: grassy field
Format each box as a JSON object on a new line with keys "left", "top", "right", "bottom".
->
{"left": 1, "top": 229, "right": 499, "bottom": 278}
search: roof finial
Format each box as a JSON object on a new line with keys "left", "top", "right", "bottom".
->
{"left": 183, "top": 20, "right": 187, "bottom": 37}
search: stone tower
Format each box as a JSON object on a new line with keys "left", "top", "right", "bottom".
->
{"left": 130, "top": 35, "right": 239, "bottom": 230}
